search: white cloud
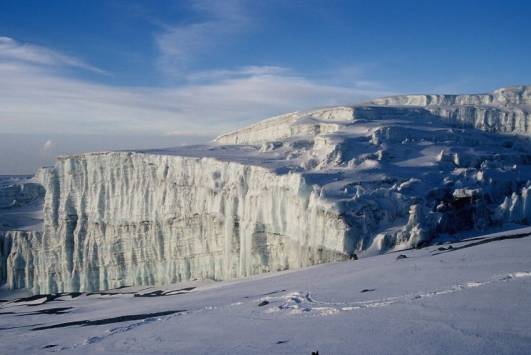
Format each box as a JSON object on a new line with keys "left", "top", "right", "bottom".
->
{"left": 185, "top": 66, "right": 289, "bottom": 82}
{"left": 41, "top": 140, "right": 55, "bottom": 152}
{"left": 0, "top": 36, "right": 391, "bottom": 138}
{"left": 155, "top": 0, "right": 248, "bottom": 76}
{"left": 0, "top": 36, "right": 108, "bottom": 75}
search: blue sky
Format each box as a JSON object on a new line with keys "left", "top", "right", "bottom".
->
{"left": 0, "top": 0, "right": 530, "bottom": 173}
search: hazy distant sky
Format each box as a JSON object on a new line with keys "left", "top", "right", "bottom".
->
{"left": 1, "top": 0, "right": 530, "bottom": 174}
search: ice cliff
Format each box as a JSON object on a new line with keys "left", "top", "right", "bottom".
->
{"left": 2, "top": 85, "right": 531, "bottom": 293}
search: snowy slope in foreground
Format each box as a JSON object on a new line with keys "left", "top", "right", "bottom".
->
{"left": 1, "top": 227, "right": 531, "bottom": 354}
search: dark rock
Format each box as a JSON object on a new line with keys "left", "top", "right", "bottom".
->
{"left": 32, "top": 310, "right": 186, "bottom": 331}
{"left": 134, "top": 290, "right": 164, "bottom": 297}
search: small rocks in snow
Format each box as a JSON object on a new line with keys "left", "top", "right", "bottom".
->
{"left": 258, "top": 300, "right": 270, "bottom": 307}
{"left": 437, "top": 245, "right": 454, "bottom": 251}
{"left": 42, "top": 344, "right": 58, "bottom": 349}
{"left": 396, "top": 254, "right": 408, "bottom": 260}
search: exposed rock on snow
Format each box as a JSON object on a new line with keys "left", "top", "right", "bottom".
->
{"left": 2, "top": 85, "right": 531, "bottom": 293}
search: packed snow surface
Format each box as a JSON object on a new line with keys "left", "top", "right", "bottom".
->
{"left": 2, "top": 85, "right": 531, "bottom": 293}
{"left": 1, "top": 228, "right": 531, "bottom": 354}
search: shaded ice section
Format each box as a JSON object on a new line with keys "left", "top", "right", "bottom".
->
{"left": 0, "top": 175, "right": 44, "bottom": 231}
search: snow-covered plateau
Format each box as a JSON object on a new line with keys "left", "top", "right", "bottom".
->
{"left": 2, "top": 85, "right": 531, "bottom": 295}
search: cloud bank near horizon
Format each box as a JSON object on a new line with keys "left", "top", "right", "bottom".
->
{"left": 0, "top": 36, "right": 390, "bottom": 138}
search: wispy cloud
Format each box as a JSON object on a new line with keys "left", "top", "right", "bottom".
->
{"left": 0, "top": 36, "right": 108, "bottom": 75}
{"left": 185, "top": 66, "right": 289, "bottom": 82}
{"left": 39, "top": 139, "right": 56, "bottom": 159}
{"left": 0, "top": 35, "right": 391, "bottom": 138}
{"left": 41, "top": 139, "right": 55, "bottom": 152}
{"left": 155, "top": 0, "right": 249, "bottom": 77}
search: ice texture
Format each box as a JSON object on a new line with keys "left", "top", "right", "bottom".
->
{"left": 368, "top": 85, "right": 531, "bottom": 135}
{"left": 0, "top": 175, "right": 44, "bottom": 231}
{"left": 0, "top": 230, "right": 41, "bottom": 289}
{"left": 2, "top": 85, "right": 531, "bottom": 293}
{"left": 2, "top": 154, "right": 347, "bottom": 293}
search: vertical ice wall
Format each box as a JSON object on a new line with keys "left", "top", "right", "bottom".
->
{"left": 2, "top": 85, "right": 531, "bottom": 294}
{"left": 2, "top": 152, "right": 349, "bottom": 293}
{"left": 0, "top": 231, "right": 41, "bottom": 289}
{"left": 368, "top": 86, "right": 531, "bottom": 135}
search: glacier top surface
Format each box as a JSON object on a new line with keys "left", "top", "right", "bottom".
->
{"left": 123, "top": 86, "right": 531, "bottom": 219}
{"left": 35, "top": 85, "right": 531, "bottom": 238}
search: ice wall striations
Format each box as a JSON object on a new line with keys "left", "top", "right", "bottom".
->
{"left": 0, "top": 231, "right": 42, "bottom": 289}
{"left": 216, "top": 86, "right": 531, "bottom": 145}
{"left": 369, "top": 86, "right": 531, "bottom": 135}
{"left": 215, "top": 107, "right": 356, "bottom": 145}
{"left": 6, "top": 153, "right": 348, "bottom": 294}
{"left": 2, "top": 85, "right": 531, "bottom": 294}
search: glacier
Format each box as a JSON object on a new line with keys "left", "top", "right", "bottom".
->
{"left": 2, "top": 85, "right": 531, "bottom": 293}
{"left": 0, "top": 175, "right": 44, "bottom": 231}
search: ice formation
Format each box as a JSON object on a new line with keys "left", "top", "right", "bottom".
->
{"left": 2, "top": 85, "right": 531, "bottom": 293}
{"left": 0, "top": 175, "right": 44, "bottom": 231}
